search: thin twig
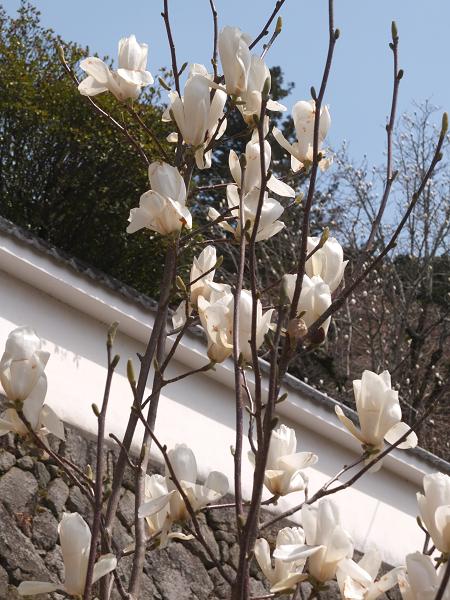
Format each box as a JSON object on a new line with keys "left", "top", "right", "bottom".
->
{"left": 58, "top": 49, "right": 150, "bottom": 166}
{"left": 84, "top": 341, "right": 119, "bottom": 599}
{"left": 249, "top": 0, "right": 286, "bottom": 50}
{"left": 208, "top": 0, "right": 219, "bottom": 80}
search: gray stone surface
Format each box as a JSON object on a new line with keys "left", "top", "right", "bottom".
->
{"left": 0, "top": 422, "right": 401, "bottom": 599}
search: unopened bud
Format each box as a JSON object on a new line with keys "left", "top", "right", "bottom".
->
{"left": 57, "top": 45, "right": 65, "bottom": 64}
{"left": 107, "top": 321, "right": 119, "bottom": 348}
{"left": 319, "top": 227, "right": 330, "bottom": 246}
{"left": 111, "top": 354, "right": 120, "bottom": 369}
{"left": 178, "top": 62, "right": 188, "bottom": 76}
{"left": 310, "top": 86, "right": 317, "bottom": 101}
{"left": 334, "top": 28, "right": 340, "bottom": 40}
{"left": 276, "top": 392, "right": 288, "bottom": 404}
{"left": 239, "top": 153, "right": 247, "bottom": 169}
{"left": 158, "top": 77, "right": 171, "bottom": 91}
{"left": 275, "top": 16, "right": 283, "bottom": 34}
{"left": 86, "top": 464, "right": 94, "bottom": 480}
{"left": 397, "top": 69, "right": 404, "bottom": 80}
{"left": 270, "top": 417, "right": 279, "bottom": 430}
{"left": 442, "top": 112, "right": 448, "bottom": 136}
{"left": 262, "top": 76, "right": 271, "bottom": 99}
{"left": 215, "top": 255, "right": 224, "bottom": 269}
{"left": 176, "top": 276, "right": 187, "bottom": 293}
{"left": 92, "top": 403, "right": 100, "bottom": 417}
{"left": 127, "top": 359, "right": 136, "bottom": 386}
{"left": 391, "top": 21, "right": 398, "bottom": 42}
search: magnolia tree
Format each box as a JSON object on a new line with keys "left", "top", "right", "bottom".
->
{"left": 1, "top": 1, "right": 450, "bottom": 599}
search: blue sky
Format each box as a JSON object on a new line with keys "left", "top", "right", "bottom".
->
{"left": 3, "top": 0, "right": 450, "bottom": 166}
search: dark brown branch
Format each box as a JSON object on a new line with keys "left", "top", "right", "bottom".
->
{"left": 84, "top": 341, "right": 119, "bottom": 599}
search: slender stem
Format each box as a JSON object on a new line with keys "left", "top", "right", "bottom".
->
{"left": 124, "top": 103, "right": 170, "bottom": 161}
{"left": 249, "top": 0, "right": 286, "bottom": 50}
{"left": 208, "top": 0, "right": 219, "bottom": 80}
{"left": 233, "top": 161, "right": 247, "bottom": 533}
{"left": 162, "top": 0, "right": 181, "bottom": 95}
{"left": 83, "top": 344, "right": 118, "bottom": 599}
{"left": 58, "top": 50, "right": 150, "bottom": 166}
{"left": 354, "top": 23, "right": 401, "bottom": 273}
{"left": 162, "top": 362, "right": 214, "bottom": 386}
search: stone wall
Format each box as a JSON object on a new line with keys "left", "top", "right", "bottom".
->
{"left": 0, "top": 423, "right": 400, "bottom": 600}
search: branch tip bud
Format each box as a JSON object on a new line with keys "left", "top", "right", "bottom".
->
{"left": 107, "top": 321, "right": 119, "bottom": 348}
{"left": 391, "top": 21, "right": 398, "bottom": 42}
{"left": 111, "top": 354, "right": 120, "bottom": 369}
{"left": 275, "top": 16, "right": 283, "bottom": 34}
{"left": 310, "top": 86, "right": 317, "bottom": 101}
{"left": 127, "top": 359, "right": 136, "bottom": 386}
{"left": 92, "top": 403, "right": 100, "bottom": 417}
{"left": 158, "top": 77, "right": 171, "bottom": 91}
{"left": 441, "top": 112, "right": 448, "bottom": 136}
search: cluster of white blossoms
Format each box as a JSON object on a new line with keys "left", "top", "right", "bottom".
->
{"left": 0, "top": 326, "right": 64, "bottom": 443}
{"left": 6, "top": 20, "right": 447, "bottom": 600}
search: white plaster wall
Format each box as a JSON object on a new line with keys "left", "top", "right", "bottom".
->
{"left": 0, "top": 260, "right": 440, "bottom": 568}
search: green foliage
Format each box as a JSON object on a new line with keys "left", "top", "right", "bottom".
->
{"left": 0, "top": 2, "right": 178, "bottom": 297}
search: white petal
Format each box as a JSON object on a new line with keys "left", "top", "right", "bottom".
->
{"left": 384, "top": 421, "right": 418, "bottom": 449}
{"left": 18, "top": 581, "right": 60, "bottom": 595}
{"left": 267, "top": 174, "right": 295, "bottom": 198}
{"left": 39, "top": 404, "right": 65, "bottom": 440}
{"left": 138, "top": 492, "right": 173, "bottom": 518}
{"left": 78, "top": 76, "right": 109, "bottom": 96}
{"left": 92, "top": 554, "right": 117, "bottom": 584}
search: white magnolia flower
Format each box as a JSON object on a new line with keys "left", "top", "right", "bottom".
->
{"left": 398, "top": 552, "right": 450, "bottom": 600}
{"left": 218, "top": 26, "right": 252, "bottom": 96}
{"left": 172, "top": 246, "right": 221, "bottom": 330}
{"left": 162, "top": 64, "right": 227, "bottom": 169}
{"left": 78, "top": 34, "right": 153, "bottom": 101}
{"left": 209, "top": 185, "right": 285, "bottom": 242}
{"left": 335, "top": 370, "right": 418, "bottom": 467}
{"left": 336, "top": 549, "right": 404, "bottom": 600}
{"left": 273, "top": 99, "right": 331, "bottom": 172}
{"left": 127, "top": 162, "right": 192, "bottom": 235}
{"left": 0, "top": 326, "right": 64, "bottom": 441}
{"left": 139, "top": 444, "right": 228, "bottom": 540}
{"left": 249, "top": 424, "right": 318, "bottom": 496}
{"left": 256, "top": 527, "right": 320, "bottom": 593}
{"left": 283, "top": 274, "right": 332, "bottom": 335}
{"left": 295, "top": 500, "right": 353, "bottom": 582}
{"left": 198, "top": 286, "right": 234, "bottom": 363}
{"left": 18, "top": 512, "right": 116, "bottom": 597}
{"left": 239, "top": 55, "right": 287, "bottom": 121}
{"left": 237, "top": 290, "right": 273, "bottom": 363}
{"left": 417, "top": 472, "right": 450, "bottom": 553}
{"left": 197, "top": 287, "right": 272, "bottom": 363}
{"left": 306, "top": 236, "right": 348, "bottom": 293}
{"left": 228, "top": 136, "right": 295, "bottom": 198}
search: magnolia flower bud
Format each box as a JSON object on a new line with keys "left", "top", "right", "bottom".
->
{"left": 218, "top": 26, "right": 252, "bottom": 96}
{"left": 305, "top": 236, "right": 348, "bottom": 293}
